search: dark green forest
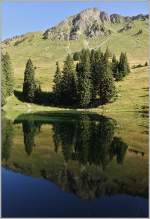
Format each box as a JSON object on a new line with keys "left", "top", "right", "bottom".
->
{"left": 2, "top": 47, "right": 130, "bottom": 108}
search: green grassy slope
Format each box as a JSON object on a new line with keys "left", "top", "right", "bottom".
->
{"left": 3, "top": 66, "right": 148, "bottom": 119}
{"left": 2, "top": 19, "right": 148, "bottom": 92}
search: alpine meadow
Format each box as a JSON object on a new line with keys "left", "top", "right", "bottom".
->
{"left": 1, "top": 4, "right": 149, "bottom": 218}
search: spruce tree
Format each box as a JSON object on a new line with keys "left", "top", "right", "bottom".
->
{"left": 53, "top": 61, "right": 62, "bottom": 104}
{"left": 90, "top": 49, "right": 103, "bottom": 101}
{"left": 73, "top": 51, "right": 81, "bottom": 61}
{"left": 4, "top": 52, "right": 14, "bottom": 96}
{"left": 118, "top": 52, "right": 130, "bottom": 78}
{"left": 1, "top": 53, "right": 14, "bottom": 105}
{"left": 124, "top": 53, "right": 130, "bottom": 73}
{"left": 23, "top": 58, "right": 36, "bottom": 103}
{"left": 99, "top": 54, "right": 116, "bottom": 104}
{"left": 104, "top": 46, "right": 112, "bottom": 59}
{"left": 61, "top": 54, "right": 77, "bottom": 105}
{"left": 112, "top": 54, "right": 118, "bottom": 75}
{"left": 1, "top": 54, "right": 7, "bottom": 106}
{"left": 77, "top": 49, "right": 92, "bottom": 108}
{"left": 111, "top": 54, "right": 122, "bottom": 81}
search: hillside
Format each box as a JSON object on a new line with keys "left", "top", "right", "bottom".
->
{"left": 2, "top": 8, "right": 149, "bottom": 92}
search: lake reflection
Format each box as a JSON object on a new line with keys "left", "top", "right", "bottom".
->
{"left": 2, "top": 112, "right": 148, "bottom": 217}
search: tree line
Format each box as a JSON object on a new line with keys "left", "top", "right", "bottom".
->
{"left": 1, "top": 53, "right": 14, "bottom": 106}
{"left": 1, "top": 47, "right": 130, "bottom": 108}
{"left": 53, "top": 48, "right": 130, "bottom": 108}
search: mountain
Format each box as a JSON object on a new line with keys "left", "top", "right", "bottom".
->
{"left": 42, "top": 8, "right": 148, "bottom": 40}
{"left": 2, "top": 8, "right": 149, "bottom": 91}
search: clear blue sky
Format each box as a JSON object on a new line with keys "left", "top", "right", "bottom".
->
{"left": 2, "top": 1, "right": 148, "bottom": 40}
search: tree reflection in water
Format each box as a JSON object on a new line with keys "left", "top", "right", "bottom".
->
{"left": 2, "top": 113, "right": 136, "bottom": 199}
{"left": 52, "top": 114, "right": 128, "bottom": 167}
{"left": 2, "top": 113, "right": 128, "bottom": 165}
{"left": 2, "top": 117, "right": 13, "bottom": 163}
{"left": 22, "top": 120, "right": 41, "bottom": 156}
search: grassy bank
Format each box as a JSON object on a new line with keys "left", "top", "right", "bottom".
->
{"left": 3, "top": 66, "right": 148, "bottom": 120}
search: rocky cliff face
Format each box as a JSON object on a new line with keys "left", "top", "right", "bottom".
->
{"left": 43, "top": 8, "right": 112, "bottom": 40}
{"left": 42, "top": 8, "right": 148, "bottom": 40}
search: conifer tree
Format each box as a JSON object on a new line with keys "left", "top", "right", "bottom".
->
{"left": 4, "top": 52, "right": 14, "bottom": 96}
{"left": 53, "top": 61, "right": 62, "bottom": 104}
{"left": 73, "top": 51, "right": 81, "bottom": 61}
{"left": 104, "top": 46, "right": 112, "bottom": 59}
{"left": 124, "top": 53, "right": 130, "bottom": 73}
{"left": 61, "top": 54, "right": 77, "bottom": 105}
{"left": 90, "top": 49, "right": 103, "bottom": 101}
{"left": 51, "top": 48, "right": 131, "bottom": 107}
{"left": 1, "top": 53, "right": 14, "bottom": 105}
{"left": 112, "top": 54, "right": 118, "bottom": 75}
{"left": 23, "top": 58, "right": 36, "bottom": 102}
{"left": 111, "top": 54, "right": 122, "bottom": 81}
{"left": 77, "top": 49, "right": 92, "bottom": 108}
{"left": 99, "top": 54, "right": 116, "bottom": 104}
{"left": 118, "top": 52, "right": 130, "bottom": 78}
{"left": 1, "top": 55, "right": 7, "bottom": 106}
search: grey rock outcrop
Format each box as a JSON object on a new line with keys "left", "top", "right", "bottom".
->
{"left": 43, "top": 8, "right": 148, "bottom": 40}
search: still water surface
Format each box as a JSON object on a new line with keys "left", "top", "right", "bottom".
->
{"left": 2, "top": 112, "right": 148, "bottom": 217}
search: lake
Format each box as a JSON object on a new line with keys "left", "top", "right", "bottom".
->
{"left": 2, "top": 112, "right": 148, "bottom": 217}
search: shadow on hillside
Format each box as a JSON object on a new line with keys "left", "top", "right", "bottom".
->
{"left": 138, "top": 105, "right": 149, "bottom": 118}
{"left": 14, "top": 90, "right": 54, "bottom": 107}
{"left": 14, "top": 90, "right": 103, "bottom": 109}
{"left": 139, "top": 94, "right": 148, "bottom": 98}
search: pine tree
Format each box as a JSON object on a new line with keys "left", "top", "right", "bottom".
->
{"left": 112, "top": 54, "right": 118, "bottom": 75}
{"left": 77, "top": 49, "right": 92, "bottom": 108}
{"left": 4, "top": 52, "right": 14, "bottom": 96}
{"left": 53, "top": 61, "right": 62, "bottom": 104}
{"left": 1, "top": 53, "right": 14, "bottom": 105}
{"left": 111, "top": 54, "right": 122, "bottom": 81}
{"left": 73, "top": 51, "right": 81, "bottom": 61}
{"left": 61, "top": 54, "right": 77, "bottom": 105}
{"left": 1, "top": 55, "right": 7, "bottom": 106}
{"left": 118, "top": 52, "right": 130, "bottom": 79}
{"left": 104, "top": 46, "right": 112, "bottom": 60}
{"left": 34, "top": 81, "right": 42, "bottom": 103}
{"left": 99, "top": 54, "right": 116, "bottom": 104}
{"left": 124, "top": 52, "right": 130, "bottom": 73}
{"left": 23, "top": 58, "right": 36, "bottom": 103}
{"left": 90, "top": 49, "right": 103, "bottom": 101}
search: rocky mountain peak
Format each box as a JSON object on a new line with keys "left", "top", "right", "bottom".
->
{"left": 110, "top": 14, "right": 124, "bottom": 23}
{"left": 79, "top": 7, "right": 100, "bottom": 16}
{"left": 43, "top": 8, "right": 148, "bottom": 41}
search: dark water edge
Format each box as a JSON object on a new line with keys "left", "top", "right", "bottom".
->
{"left": 2, "top": 167, "right": 148, "bottom": 218}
